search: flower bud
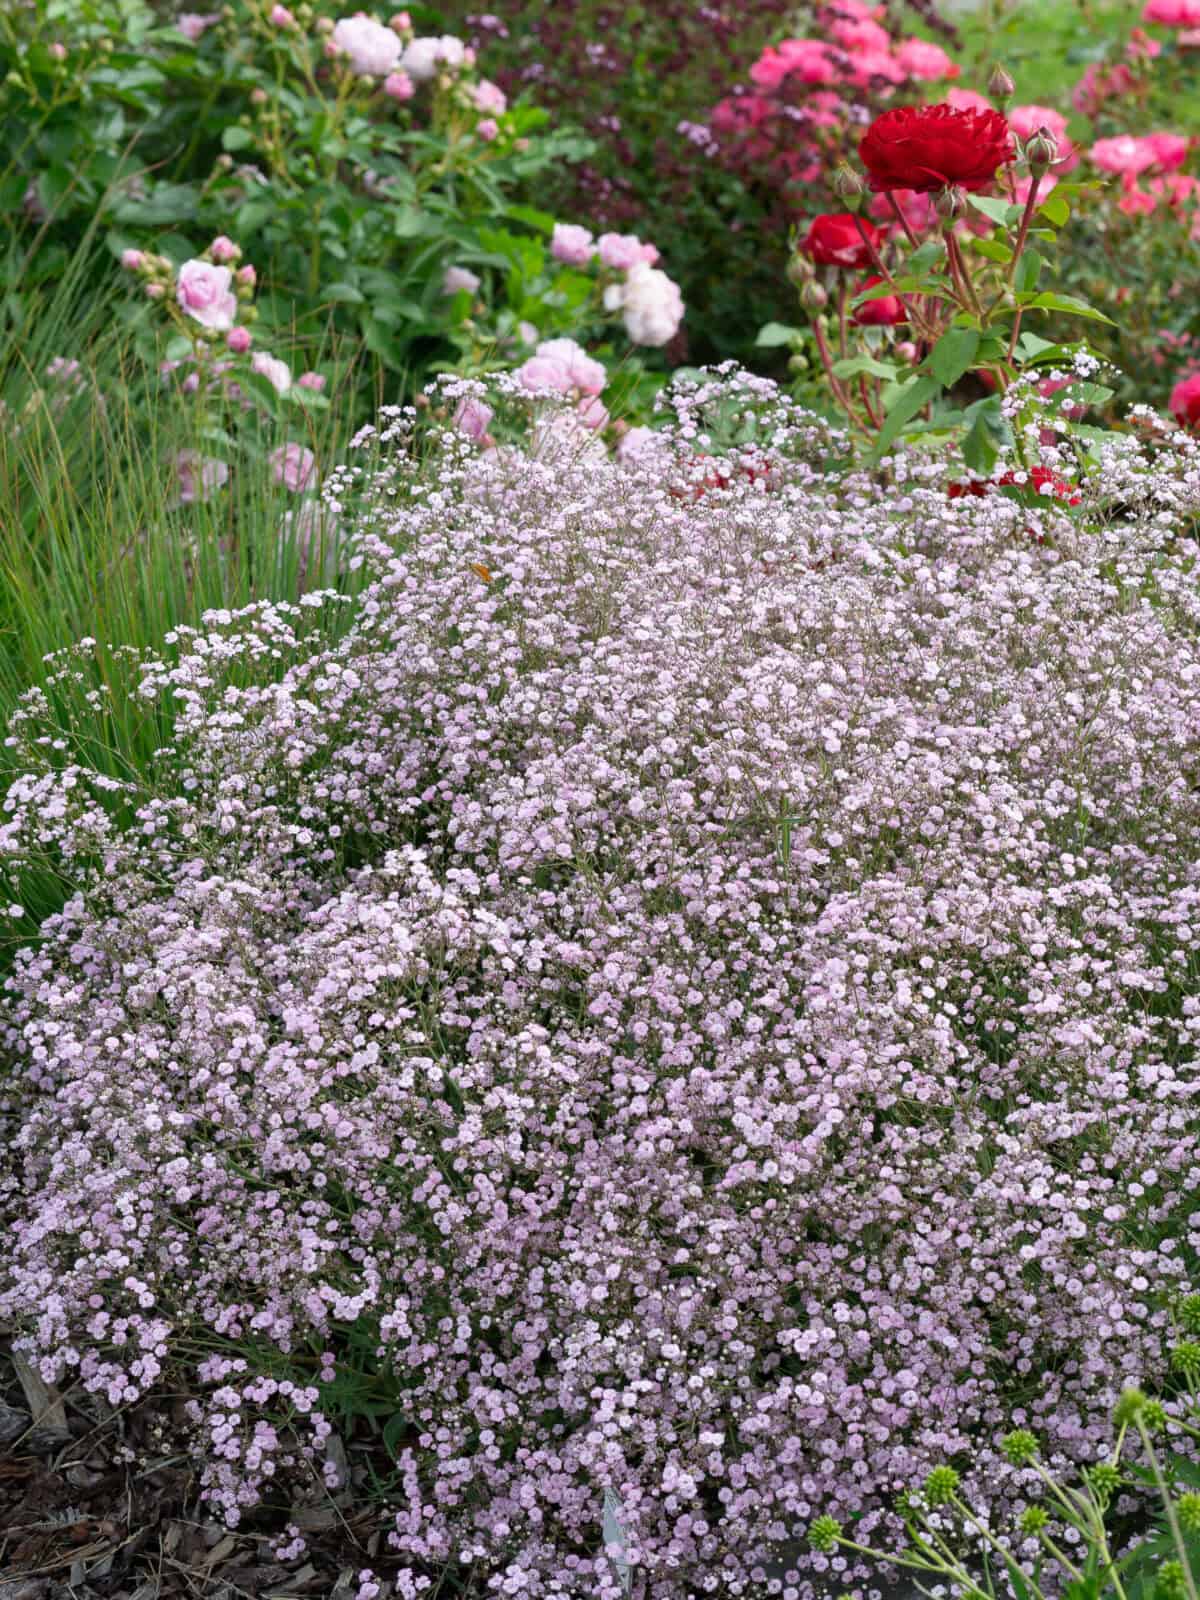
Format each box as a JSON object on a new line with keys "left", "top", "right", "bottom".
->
{"left": 786, "top": 252, "right": 816, "bottom": 288}
{"left": 895, "top": 340, "right": 919, "bottom": 362}
{"left": 314, "top": 14, "right": 333, "bottom": 32}
{"left": 987, "top": 63, "right": 1015, "bottom": 101}
{"left": 935, "top": 185, "right": 968, "bottom": 220}
{"left": 1024, "top": 127, "right": 1059, "bottom": 172}
{"left": 801, "top": 281, "right": 828, "bottom": 313}
{"left": 832, "top": 163, "right": 866, "bottom": 206}
{"left": 250, "top": 87, "right": 269, "bottom": 106}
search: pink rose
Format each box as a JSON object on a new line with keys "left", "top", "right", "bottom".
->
{"left": 576, "top": 395, "right": 609, "bottom": 431}
{"left": 515, "top": 355, "right": 574, "bottom": 394}
{"left": 1144, "top": 131, "right": 1190, "bottom": 169}
{"left": 1170, "top": 369, "right": 1200, "bottom": 427}
{"left": 176, "top": 259, "right": 237, "bottom": 331}
{"left": 270, "top": 442, "right": 318, "bottom": 492}
{"left": 536, "top": 337, "right": 607, "bottom": 396}
{"left": 227, "top": 326, "right": 252, "bottom": 353}
{"left": 442, "top": 265, "right": 481, "bottom": 295}
{"left": 384, "top": 71, "right": 415, "bottom": 100}
{"left": 297, "top": 371, "right": 326, "bottom": 391}
{"left": 121, "top": 248, "right": 145, "bottom": 271}
{"left": 174, "top": 450, "right": 228, "bottom": 504}
{"left": 1090, "top": 134, "right": 1158, "bottom": 175}
{"left": 551, "top": 223, "right": 595, "bottom": 265}
{"left": 251, "top": 352, "right": 292, "bottom": 393}
{"left": 1143, "top": 0, "right": 1200, "bottom": 21}
{"left": 472, "top": 79, "right": 507, "bottom": 114}
{"left": 177, "top": 12, "right": 220, "bottom": 42}
{"left": 596, "top": 232, "right": 659, "bottom": 270}
{"left": 894, "top": 38, "right": 960, "bottom": 79}
{"left": 453, "top": 396, "right": 494, "bottom": 441}
{"left": 331, "top": 15, "right": 402, "bottom": 77}
{"left": 476, "top": 118, "right": 499, "bottom": 141}
{"left": 749, "top": 39, "right": 837, "bottom": 90}
{"left": 946, "top": 88, "right": 992, "bottom": 113}
{"left": 269, "top": 3, "right": 296, "bottom": 23}
{"left": 210, "top": 235, "right": 239, "bottom": 264}
{"left": 830, "top": 17, "right": 892, "bottom": 51}
{"left": 237, "top": 264, "right": 257, "bottom": 287}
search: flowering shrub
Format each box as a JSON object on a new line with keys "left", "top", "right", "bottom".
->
{"left": 5, "top": 373, "right": 1200, "bottom": 1589}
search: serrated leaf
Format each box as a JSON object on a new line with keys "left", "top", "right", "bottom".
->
{"left": 832, "top": 355, "right": 899, "bottom": 380}
{"left": 1024, "top": 292, "right": 1115, "bottom": 324}
{"left": 756, "top": 321, "right": 802, "bottom": 348}
{"left": 968, "top": 194, "right": 1023, "bottom": 226}
{"left": 1015, "top": 249, "right": 1042, "bottom": 293}
{"left": 1039, "top": 194, "right": 1070, "bottom": 226}
{"left": 929, "top": 327, "right": 981, "bottom": 389}
{"left": 969, "top": 237, "right": 1013, "bottom": 264}
{"left": 324, "top": 282, "right": 365, "bottom": 305}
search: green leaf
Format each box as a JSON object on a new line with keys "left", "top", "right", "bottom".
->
{"left": 869, "top": 373, "right": 941, "bottom": 464}
{"left": 961, "top": 395, "right": 1012, "bottom": 474}
{"left": 967, "top": 194, "right": 1023, "bottom": 226}
{"left": 756, "top": 321, "right": 802, "bottom": 348}
{"left": 1024, "top": 292, "right": 1115, "bottom": 324}
{"left": 1015, "top": 250, "right": 1042, "bottom": 293}
{"left": 1039, "top": 194, "right": 1070, "bottom": 227}
{"left": 929, "top": 327, "right": 980, "bottom": 389}
{"left": 831, "top": 355, "right": 898, "bottom": 380}
{"left": 1015, "top": 332, "right": 1059, "bottom": 360}
{"left": 969, "top": 237, "right": 1013, "bottom": 264}
{"left": 505, "top": 203, "right": 555, "bottom": 233}
{"left": 221, "top": 126, "right": 254, "bottom": 152}
{"left": 907, "top": 239, "right": 944, "bottom": 275}
{"left": 324, "top": 282, "right": 365, "bottom": 305}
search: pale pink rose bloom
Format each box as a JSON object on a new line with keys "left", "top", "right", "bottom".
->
{"left": 596, "top": 232, "right": 658, "bottom": 270}
{"left": 227, "top": 326, "right": 252, "bottom": 353}
{"left": 210, "top": 235, "right": 238, "bottom": 263}
{"left": 894, "top": 38, "right": 960, "bottom": 79}
{"left": 517, "top": 320, "right": 539, "bottom": 345}
{"left": 331, "top": 15, "right": 402, "bottom": 77}
{"left": 1143, "top": 0, "right": 1200, "bottom": 21}
{"left": 384, "top": 71, "right": 415, "bottom": 100}
{"left": 576, "top": 395, "right": 609, "bottom": 430}
{"left": 535, "top": 337, "right": 607, "bottom": 396}
{"left": 251, "top": 352, "right": 292, "bottom": 393}
{"left": 1090, "top": 134, "right": 1160, "bottom": 174}
{"left": 297, "top": 371, "right": 326, "bottom": 391}
{"left": 175, "top": 450, "right": 228, "bottom": 504}
{"left": 442, "top": 264, "right": 481, "bottom": 295}
{"left": 605, "top": 263, "right": 684, "bottom": 348}
{"left": 399, "top": 34, "right": 466, "bottom": 80}
{"left": 269, "top": 3, "right": 296, "bottom": 23}
{"left": 120, "top": 248, "right": 145, "bottom": 270}
{"left": 515, "top": 355, "right": 574, "bottom": 394}
{"left": 453, "top": 396, "right": 494, "bottom": 440}
{"left": 270, "top": 442, "right": 317, "bottom": 492}
{"left": 176, "top": 259, "right": 237, "bottom": 331}
{"left": 946, "top": 88, "right": 992, "bottom": 113}
{"left": 472, "top": 78, "right": 507, "bottom": 114}
{"left": 477, "top": 118, "right": 499, "bottom": 141}
{"left": 551, "top": 223, "right": 595, "bottom": 265}
{"left": 177, "top": 12, "right": 220, "bottom": 42}
{"left": 237, "top": 264, "right": 257, "bottom": 287}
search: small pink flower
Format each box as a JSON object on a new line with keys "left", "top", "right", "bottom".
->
{"left": 576, "top": 396, "right": 609, "bottom": 431}
{"left": 749, "top": 38, "right": 838, "bottom": 90}
{"left": 442, "top": 265, "right": 481, "bottom": 295}
{"left": 269, "top": 3, "right": 296, "bottom": 23}
{"left": 551, "top": 223, "right": 595, "bottom": 266}
{"left": 145, "top": 282, "right": 165, "bottom": 300}
{"left": 1090, "top": 134, "right": 1158, "bottom": 175}
{"left": 894, "top": 38, "right": 960, "bottom": 79}
{"left": 535, "top": 337, "right": 606, "bottom": 396}
{"left": 176, "top": 259, "right": 237, "bottom": 330}
{"left": 384, "top": 70, "right": 415, "bottom": 100}
{"left": 251, "top": 352, "right": 292, "bottom": 393}
{"left": 1170, "top": 368, "right": 1200, "bottom": 426}
{"left": 227, "top": 326, "right": 253, "bottom": 353}
{"left": 830, "top": 16, "right": 892, "bottom": 52}
{"left": 177, "top": 12, "right": 221, "bottom": 42}
{"left": 174, "top": 449, "right": 228, "bottom": 504}
{"left": 298, "top": 371, "right": 326, "bottom": 392}
{"left": 121, "top": 248, "right": 145, "bottom": 271}
{"left": 476, "top": 118, "right": 499, "bottom": 141}
{"left": 515, "top": 355, "right": 574, "bottom": 395}
{"left": 210, "top": 235, "right": 239, "bottom": 264}
{"left": 596, "top": 232, "right": 658, "bottom": 270}
{"left": 1117, "top": 176, "right": 1157, "bottom": 215}
{"left": 332, "top": 15, "right": 403, "bottom": 77}
{"left": 48, "top": 41, "right": 67, "bottom": 61}
{"left": 472, "top": 78, "right": 507, "bottom": 114}
{"left": 270, "top": 442, "right": 318, "bottom": 492}
{"left": 453, "top": 396, "right": 494, "bottom": 441}
{"left": 237, "top": 264, "right": 257, "bottom": 287}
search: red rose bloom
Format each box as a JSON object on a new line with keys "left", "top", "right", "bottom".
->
{"left": 859, "top": 104, "right": 1016, "bottom": 193}
{"left": 802, "top": 212, "right": 880, "bottom": 269}
{"left": 853, "top": 275, "right": 905, "bottom": 326}
{"left": 1170, "top": 371, "right": 1200, "bottom": 429}
{"left": 948, "top": 467, "right": 1081, "bottom": 505}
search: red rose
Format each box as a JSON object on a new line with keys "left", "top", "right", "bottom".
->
{"left": 859, "top": 104, "right": 1016, "bottom": 194}
{"left": 1170, "top": 371, "right": 1200, "bottom": 428}
{"left": 948, "top": 467, "right": 1081, "bottom": 505}
{"left": 852, "top": 275, "right": 905, "bottom": 326}
{"left": 802, "top": 212, "right": 880, "bottom": 269}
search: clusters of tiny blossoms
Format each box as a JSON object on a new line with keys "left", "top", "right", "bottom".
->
{"left": 7, "top": 376, "right": 1200, "bottom": 1591}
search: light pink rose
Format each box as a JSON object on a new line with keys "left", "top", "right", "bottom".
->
{"left": 515, "top": 355, "right": 574, "bottom": 394}
{"left": 604, "top": 263, "right": 684, "bottom": 348}
{"left": 596, "top": 232, "right": 659, "bottom": 270}
{"left": 331, "top": 15, "right": 402, "bottom": 77}
{"left": 535, "top": 337, "right": 607, "bottom": 396}
{"left": 471, "top": 79, "right": 507, "bottom": 115}
{"left": 384, "top": 70, "right": 415, "bottom": 100}
{"left": 174, "top": 450, "right": 228, "bottom": 504}
{"left": 894, "top": 38, "right": 960, "bottom": 79}
{"left": 270, "top": 442, "right": 318, "bottom": 492}
{"left": 476, "top": 118, "right": 499, "bottom": 141}
{"left": 269, "top": 4, "right": 296, "bottom": 23}
{"left": 120, "top": 248, "right": 145, "bottom": 270}
{"left": 227, "top": 326, "right": 252, "bottom": 353}
{"left": 442, "top": 265, "right": 481, "bottom": 295}
{"left": 176, "top": 259, "right": 237, "bottom": 331}
{"left": 576, "top": 395, "right": 609, "bottom": 431}
{"left": 210, "top": 235, "right": 238, "bottom": 264}
{"left": 453, "top": 396, "right": 494, "bottom": 440}
{"left": 947, "top": 88, "right": 992, "bottom": 113}
{"left": 298, "top": 371, "right": 326, "bottom": 391}
{"left": 251, "top": 351, "right": 292, "bottom": 393}
{"left": 177, "top": 12, "right": 220, "bottom": 42}
{"left": 399, "top": 34, "right": 467, "bottom": 80}
{"left": 237, "top": 264, "right": 257, "bottom": 287}
{"left": 551, "top": 223, "right": 595, "bottom": 266}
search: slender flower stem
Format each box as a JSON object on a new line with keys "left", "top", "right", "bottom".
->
{"left": 887, "top": 192, "right": 921, "bottom": 248}
{"left": 1007, "top": 171, "right": 1043, "bottom": 287}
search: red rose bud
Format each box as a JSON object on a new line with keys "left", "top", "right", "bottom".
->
{"left": 853, "top": 276, "right": 905, "bottom": 325}
{"left": 1024, "top": 127, "right": 1059, "bottom": 171}
{"left": 802, "top": 212, "right": 880, "bottom": 269}
{"left": 860, "top": 104, "right": 1016, "bottom": 194}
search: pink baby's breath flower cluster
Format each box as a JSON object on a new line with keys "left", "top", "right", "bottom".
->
{"left": 5, "top": 372, "right": 1200, "bottom": 1590}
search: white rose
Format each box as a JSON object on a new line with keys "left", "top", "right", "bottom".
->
{"left": 251, "top": 352, "right": 292, "bottom": 394}
{"left": 401, "top": 34, "right": 466, "bottom": 81}
{"left": 331, "top": 16, "right": 402, "bottom": 78}
{"left": 609, "top": 262, "right": 685, "bottom": 348}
